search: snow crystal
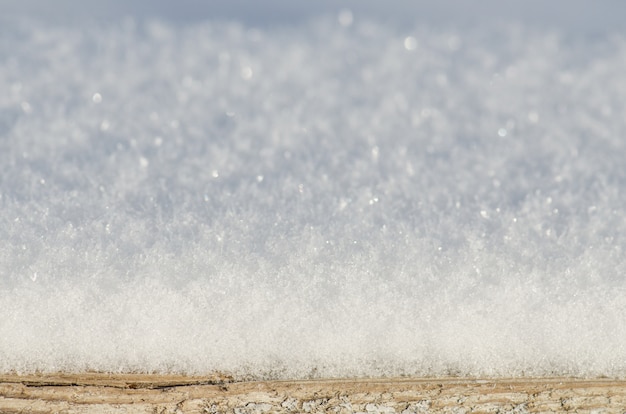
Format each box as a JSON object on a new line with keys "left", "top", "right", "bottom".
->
{"left": 1, "top": 3, "right": 626, "bottom": 379}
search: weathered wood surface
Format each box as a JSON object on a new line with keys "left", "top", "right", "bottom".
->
{"left": 1, "top": 374, "right": 625, "bottom": 413}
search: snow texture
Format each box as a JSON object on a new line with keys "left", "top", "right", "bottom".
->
{"left": 1, "top": 3, "right": 626, "bottom": 379}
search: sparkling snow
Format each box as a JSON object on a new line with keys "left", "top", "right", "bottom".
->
{"left": 1, "top": 2, "right": 626, "bottom": 379}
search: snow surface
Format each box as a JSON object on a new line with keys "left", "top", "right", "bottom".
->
{"left": 1, "top": 3, "right": 626, "bottom": 379}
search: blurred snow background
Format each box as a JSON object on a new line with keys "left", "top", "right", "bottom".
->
{"left": 3, "top": 0, "right": 626, "bottom": 31}
{"left": 1, "top": 1, "right": 626, "bottom": 378}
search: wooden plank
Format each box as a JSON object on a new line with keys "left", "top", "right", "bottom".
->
{"left": 1, "top": 374, "right": 625, "bottom": 413}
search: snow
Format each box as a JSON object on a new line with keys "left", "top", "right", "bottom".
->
{"left": 1, "top": 2, "right": 626, "bottom": 379}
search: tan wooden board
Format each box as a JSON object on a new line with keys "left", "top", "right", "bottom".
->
{"left": 1, "top": 373, "right": 625, "bottom": 413}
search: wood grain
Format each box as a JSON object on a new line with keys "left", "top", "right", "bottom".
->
{"left": 1, "top": 374, "right": 625, "bottom": 413}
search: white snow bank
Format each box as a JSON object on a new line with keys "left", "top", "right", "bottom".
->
{"left": 1, "top": 14, "right": 626, "bottom": 378}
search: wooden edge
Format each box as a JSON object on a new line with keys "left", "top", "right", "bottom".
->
{"left": 0, "top": 372, "right": 234, "bottom": 389}
{"left": 1, "top": 373, "right": 626, "bottom": 413}
{"left": 0, "top": 372, "right": 622, "bottom": 387}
